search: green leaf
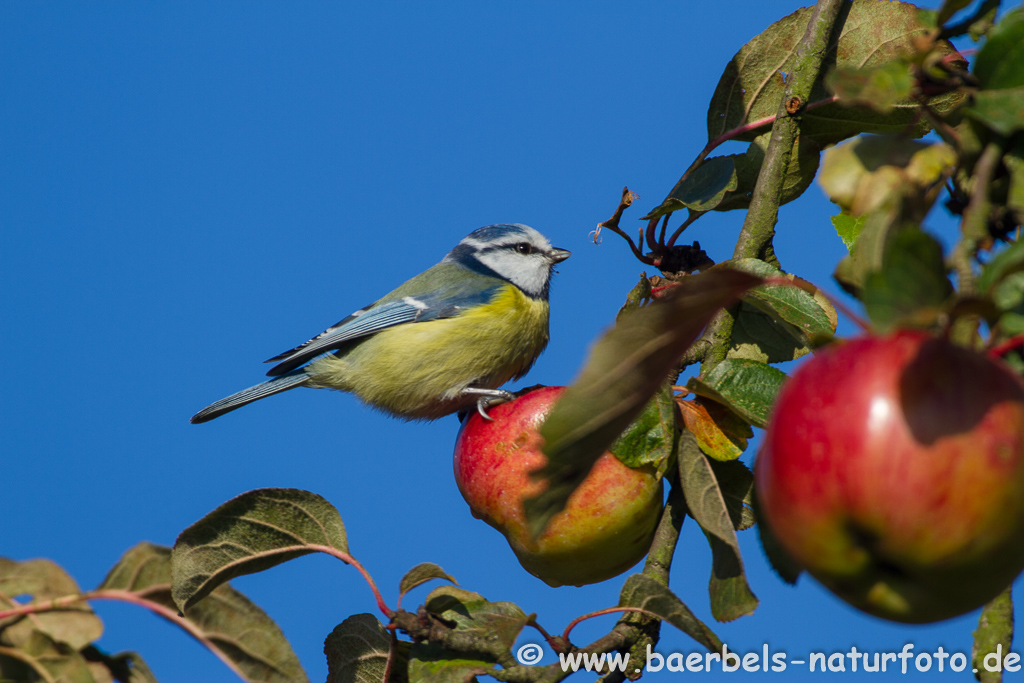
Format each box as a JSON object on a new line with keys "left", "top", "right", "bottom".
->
{"left": 0, "top": 558, "right": 103, "bottom": 652}
{"left": 831, "top": 211, "right": 867, "bottom": 251}
{"left": 707, "top": 0, "right": 965, "bottom": 147}
{"left": 687, "top": 359, "right": 786, "bottom": 429}
{"left": 728, "top": 302, "right": 813, "bottom": 364}
{"left": 618, "top": 574, "right": 722, "bottom": 652}
{"left": 171, "top": 488, "right": 348, "bottom": 614}
{"left": 708, "top": 459, "right": 756, "bottom": 531}
{"left": 325, "top": 613, "right": 408, "bottom": 683}
{"left": 862, "top": 229, "right": 953, "bottom": 332}
{"left": 88, "top": 648, "right": 158, "bottom": 683}
{"left": 0, "top": 629, "right": 97, "bottom": 683}
{"left": 399, "top": 564, "right": 456, "bottom": 600}
{"left": 643, "top": 156, "right": 737, "bottom": 219}
{"left": 993, "top": 272, "right": 1024, "bottom": 312}
{"left": 972, "top": 586, "right": 1013, "bottom": 683}
{"left": 730, "top": 258, "right": 836, "bottom": 343}
{"left": 966, "top": 87, "right": 1024, "bottom": 136}
{"left": 818, "top": 136, "right": 955, "bottom": 216}
{"left": 713, "top": 133, "right": 822, "bottom": 213}
{"left": 610, "top": 384, "right": 679, "bottom": 476}
{"left": 102, "top": 542, "right": 309, "bottom": 683}
{"left": 677, "top": 431, "right": 758, "bottom": 622}
{"left": 974, "top": 8, "right": 1024, "bottom": 90}
{"left": 421, "top": 586, "right": 529, "bottom": 658}
{"left": 752, "top": 488, "right": 803, "bottom": 585}
{"left": 677, "top": 398, "right": 752, "bottom": 462}
{"left": 979, "top": 239, "right": 1024, "bottom": 293}
{"left": 407, "top": 644, "right": 487, "bottom": 683}
{"left": 527, "top": 269, "right": 761, "bottom": 538}
{"left": 827, "top": 60, "right": 914, "bottom": 114}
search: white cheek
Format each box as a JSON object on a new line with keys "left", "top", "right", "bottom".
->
{"left": 476, "top": 253, "right": 548, "bottom": 297}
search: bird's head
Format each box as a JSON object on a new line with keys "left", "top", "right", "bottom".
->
{"left": 446, "top": 223, "right": 570, "bottom": 299}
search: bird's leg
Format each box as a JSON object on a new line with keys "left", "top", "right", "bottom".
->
{"left": 459, "top": 387, "right": 515, "bottom": 421}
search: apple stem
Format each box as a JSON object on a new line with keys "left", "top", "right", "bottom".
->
{"left": 561, "top": 607, "right": 657, "bottom": 643}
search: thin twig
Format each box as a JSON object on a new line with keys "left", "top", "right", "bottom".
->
{"left": 561, "top": 607, "right": 656, "bottom": 644}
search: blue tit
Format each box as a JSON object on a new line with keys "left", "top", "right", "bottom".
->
{"left": 191, "top": 223, "right": 570, "bottom": 423}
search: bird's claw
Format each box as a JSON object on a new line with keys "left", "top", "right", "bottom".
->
{"left": 473, "top": 390, "right": 515, "bottom": 421}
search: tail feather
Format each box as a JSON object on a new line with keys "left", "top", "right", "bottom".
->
{"left": 191, "top": 370, "right": 310, "bottom": 424}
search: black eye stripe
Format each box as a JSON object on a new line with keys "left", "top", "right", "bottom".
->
{"left": 476, "top": 242, "right": 539, "bottom": 255}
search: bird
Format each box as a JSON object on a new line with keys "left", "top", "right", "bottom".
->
{"left": 191, "top": 223, "right": 570, "bottom": 424}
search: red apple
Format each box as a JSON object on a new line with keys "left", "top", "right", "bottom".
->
{"left": 454, "top": 386, "right": 663, "bottom": 587}
{"left": 756, "top": 330, "right": 1024, "bottom": 622}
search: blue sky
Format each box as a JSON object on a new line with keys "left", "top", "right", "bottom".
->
{"left": 3, "top": 2, "right": 1017, "bottom": 682}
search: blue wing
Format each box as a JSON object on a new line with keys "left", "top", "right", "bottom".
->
{"left": 264, "top": 273, "right": 503, "bottom": 376}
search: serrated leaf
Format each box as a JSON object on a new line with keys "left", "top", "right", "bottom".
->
{"left": 862, "top": 229, "right": 953, "bottom": 332}
{"left": 708, "top": 459, "right": 756, "bottom": 531}
{"left": 527, "top": 269, "right": 761, "bottom": 538}
{"left": 707, "top": 0, "right": 965, "bottom": 147}
{"left": 399, "top": 564, "right": 456, "bottom": 600}
{"left": 618, "top": 574, "right": 722, "bottom": 652}
{"left": 610, "top": 384, "right": 679, "bottom": 477}
{"left": 325, "top": 613, "right": 408, "bottom": 683}
{"left": 687, "top": 359, "right": 786, "bottom": 429}
{"left": 0, "top": 558, "right": 103, "bottom": 652}
{"left": 171, "top": 488, "right": 348, "bottom": 613}
{"left": 831, "top": 211, "right": 867, "bottom": 251}
{"left": 421, "top": 586, "right": 528, "bottom": 657}
{"left": 677, "top": 398, "right": 751, "bottom": 462}
{"left": 643, "top": 157, "right": 738, "bottom": 220}
{"left": 973, "top": 8, "right": 1024, "bottom": 90}
{"left": 729, "top": 258, "right": 836, "bottom": 343}
{"left": 827, "top": 60, "right": 914, "bottom": 114}
{"left": 751, "top": 487, "right": 803, "bottom": 585}
{"left": 102, "top": 542, "right": 309, "bottom": 683}
{"left": 677, "top": 432, "right": 758, "bottom": 622}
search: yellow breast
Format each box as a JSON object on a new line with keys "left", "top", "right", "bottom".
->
{"left": 306, "top": 285, "right": 551, "bottom": 419}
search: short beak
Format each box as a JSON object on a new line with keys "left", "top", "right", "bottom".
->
{"left": 549, "top": 247, "right": 571, "bottom": 263}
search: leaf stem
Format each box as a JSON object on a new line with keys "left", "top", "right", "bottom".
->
{"left": 561, "top": 607, "right": 657, "bottom": 643}
{"left": 308, "top": 544, "right": 394, "bottom": 618}
{"left": 0, "top": 588, "right": 250, "bottom": 681}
